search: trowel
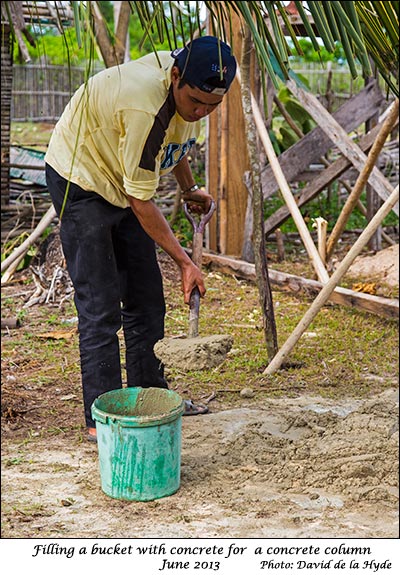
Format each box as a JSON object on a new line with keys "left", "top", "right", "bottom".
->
{"left": 185, "top": 199, "right": 215, "bottom": 339}
{"left": 154, "top": 200, "right": 233, "bottom": 371}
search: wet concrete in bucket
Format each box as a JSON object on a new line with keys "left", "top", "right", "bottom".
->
{"left": 154, "top": 334, "right": 234, "bottom": 371}
{"left": 94, "top": 388, "right": 183, "bottom": 418}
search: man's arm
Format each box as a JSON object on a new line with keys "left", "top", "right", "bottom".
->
{"left": 128, "top": 196, "right": 205, "bottom": 304}
{"left": 172, "top": 156, "right": 214, "bottom": 212}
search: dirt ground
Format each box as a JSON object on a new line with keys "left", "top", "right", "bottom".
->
{"left": 1, "top": 246, "right": 399, "bottom": 539}
{"left": 1, "top": 389, "right": 399, "bottom": 538}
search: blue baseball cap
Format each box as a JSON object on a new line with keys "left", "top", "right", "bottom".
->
{"left": 171, "top": 36, "right": 237, "bottom": 95}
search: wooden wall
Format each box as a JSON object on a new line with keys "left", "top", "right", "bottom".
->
{"left": 1, "top": 23, "right": 12, "bottom": 205}
{"left": 207, "top": 14, "right": 251, "bottom": 257}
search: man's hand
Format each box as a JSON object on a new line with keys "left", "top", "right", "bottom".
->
{"left": 128, "top": 196, "right": 206, "bottom": 305}
{"left": 181, "top": 260, "right": 206, "bottom": 304}
{"left": 182, "top": 187, "right": 214, "bottom": 214}
{"left": 173, "top": 156, "right": 214, "bottom": 214}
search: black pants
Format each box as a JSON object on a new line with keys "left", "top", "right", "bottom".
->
{"left": 46, "top": 164, "right": 168, "bottom": 427}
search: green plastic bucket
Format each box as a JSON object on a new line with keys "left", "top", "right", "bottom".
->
{"left": 91, "top": 387, "right": 184, "bottom": 501}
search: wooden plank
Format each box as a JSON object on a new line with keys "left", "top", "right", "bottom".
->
{"left": 264, "top": 121, "right": 382, "bottom": 236}
{"left": 287, "top": 79, "right": 398, "bottom": 215}
{"left": 207, "top": 105, "right": 219, "bottom": 252}
{"left": 206, "top": 13, "right": 250, "bottom": 257}
{"left": 224, "top": 76, "right": 250, "bottom": 255}
{"left": 201, "top": 252, "right": 399, "bottom": 321}
{"left": 261, "top": 81, "right": 383, "bottom": 197}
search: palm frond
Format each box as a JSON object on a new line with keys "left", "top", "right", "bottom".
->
{"left": 3, "top": 1, "right": 399, "bottom": 96}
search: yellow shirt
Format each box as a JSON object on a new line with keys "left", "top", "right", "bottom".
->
{"left": 45, "top": 52, "right": 200, "bottom": 208}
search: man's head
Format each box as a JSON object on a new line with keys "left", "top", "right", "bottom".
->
{"left": 170, "top": 36, "right": 237, "bottom": 122}
{"left": 172, "top": 35, "right": 237, "bottom": 95}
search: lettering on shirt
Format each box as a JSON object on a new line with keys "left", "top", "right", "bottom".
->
{"left": 160, "top": 138, "right": 196, "bottom": 170}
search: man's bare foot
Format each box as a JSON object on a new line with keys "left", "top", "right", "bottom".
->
{"left": 87, "top": 427, "right": 97, "bottom": 442}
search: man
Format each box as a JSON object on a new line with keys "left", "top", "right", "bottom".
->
{"left": 45, "top": 35, "right": 237, "bottom": 441}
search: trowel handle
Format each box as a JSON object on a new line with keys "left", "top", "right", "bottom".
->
{"left": 188, "top": 286, "right": 200, "bottom": 338}
{"left": 183, "top": 200, "right": 216, "bottom": 234}
{"left": 183, "top": 200, "right": 216, "bottom": 340}
{"left": 191, "top": 231, "right": 203, "bottom": 268}
{"left": 188, "top": 228, "right": 203, "bottom": 338}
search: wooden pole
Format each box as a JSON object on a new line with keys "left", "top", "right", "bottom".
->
{"left": 219, "top": 97, "right": 229, "bottom": 254}
{"left": 200, "top": 251, "right": 398, "bottom": 320}
{"left": 241, "top": 71, "right": 329, "bottom": 284}
{"left": 1, "top": 252, "right": 26, "bottom": 284}
{"left": 1, "top": 205, "right": 56, "bottom": 274}
{"left": 326, "top": 99, "right": 399, "bottom": 261}
{"left": 263, "top": 185, "right": 399, "bottom": 375}
{"left": 313, "top": 217, "right": 328, "bottom": 265}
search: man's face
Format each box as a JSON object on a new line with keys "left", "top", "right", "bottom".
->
{"left": 171, "top": 66, "right": 224, "bottom": 122}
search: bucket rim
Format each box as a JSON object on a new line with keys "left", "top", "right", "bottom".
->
{"left": 91, "top": 387, "right": 185, "bottom": 427}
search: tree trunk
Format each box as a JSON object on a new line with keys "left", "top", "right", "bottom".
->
{"left": 91, "top": 1, "right": 131, "bottom": 68}
{"left": 239, "top": 27, "right": 278, "bottom": 359}
{"left": 113, "top": 1, "right": 131, "bottom": 63}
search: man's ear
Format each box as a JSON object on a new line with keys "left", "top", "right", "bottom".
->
{"left": 171, "top": 66, "right": 181, "bottom": 83}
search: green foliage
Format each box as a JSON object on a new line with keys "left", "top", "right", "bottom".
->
{"left": 289, "top": 38, "right": 347, "bottom": 64}
{"left": 273, "top": 84, "right": 317, "bottom": 153}
{"left": 98, "top": 0, "right": 114, "bottom": 23}
{"left": 264, "top": 187, "right": 398, "bottom": 235}
{"left": 5, "top": 1, "right": 399, "bottom": 96}
{"left": 278, "top": 86, "right": 315, "bottom": 126}
{"left": 128, "top": 12, "right": 173, "bottom": 60}
{"left": 169, "top": 210, "right": 193, "bottom": 246}
{"left": 16, "top": 1, "right": 195, "bottom": 66}
{"left": 19, "top": 28, "right": 89, "bottom": 66}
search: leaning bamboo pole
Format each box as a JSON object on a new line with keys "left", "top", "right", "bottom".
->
{"left": 1, "top": 252, "right": 26, "bottom": 284}
{"left": 1, "top": 205, "right": 57, "bottom": 274}
{"left": 263, "top": 185, "right": 399, "bottom": 375}
{"left": 326, "top": 99, "right": 399, "bottom": 261}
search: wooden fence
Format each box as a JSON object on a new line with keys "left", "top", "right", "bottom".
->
{"left": 11, "top": 64, "right": 101, "bottom": 122}
{"left": 292, "top": 61, "right": 365, "bottom": 92}
{"left": 11, "top": 62, "right": 366, "bottom": 122}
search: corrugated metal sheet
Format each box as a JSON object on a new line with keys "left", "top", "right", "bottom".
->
{"left": 10, "top": 146, "right": 46, "bottom": 187}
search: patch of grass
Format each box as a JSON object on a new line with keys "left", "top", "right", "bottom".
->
{"left": 12, "top": 503, "right": 54, "bottom": 518}
{"left": 1, "top": 252, "right": 398, "bottom": 441}
{"left": 4, "top": 457, "right": 26, "bottom": 467}
{"left": 11, "top": 122, "right": 54, "bottom": 151}
{"left": 161, "top": 269, "right": 398, "bottom": 402}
